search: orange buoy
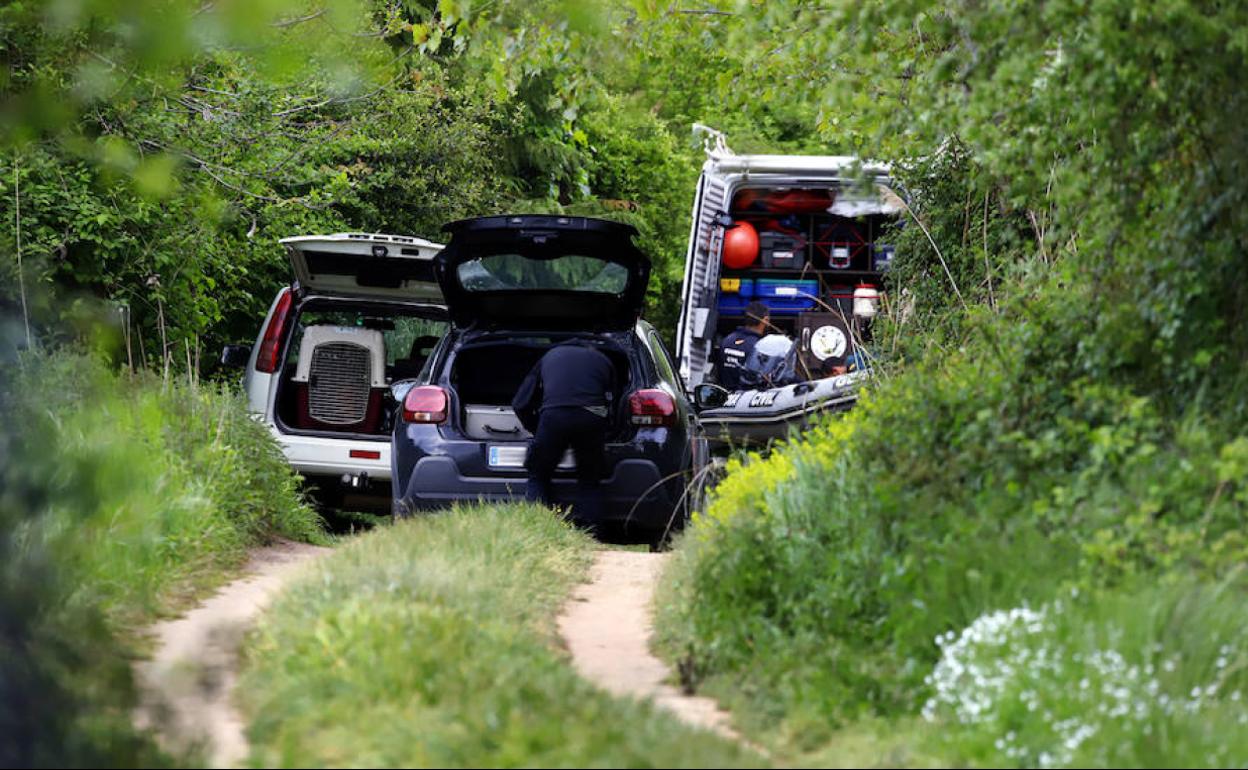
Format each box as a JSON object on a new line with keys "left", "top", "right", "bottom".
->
{"left": 722, "top": 221, "right": 759, "bottom": 269}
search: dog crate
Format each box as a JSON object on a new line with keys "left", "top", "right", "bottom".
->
{"left": 290, "top": 326, "right": 388, "bottom": 433}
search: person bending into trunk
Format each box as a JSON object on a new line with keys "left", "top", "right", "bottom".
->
{"left": 512, "top": 342, "right": 615, "bottom": 525}
{"left": 716, "top": 301, "right": 771, "bottom": 390}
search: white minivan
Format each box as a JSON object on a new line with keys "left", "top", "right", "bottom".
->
{"left": 221, "top": 233, "right": 447, "bottom": 503}
{"left": 677, "top": 127, "right": 903, "bottom": 446}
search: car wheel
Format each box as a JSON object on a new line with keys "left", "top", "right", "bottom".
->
{"left": 391, "top": 497, "right": 414, "bottom": 522}
{"left": 668, "top": 468, "right": 704, "bottom": 532}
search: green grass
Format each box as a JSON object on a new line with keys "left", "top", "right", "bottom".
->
{"left": 920, "top": 579, "right": 1248, "bottom": 767}
{"left": 658, "top": 469, "right": 1248, "bottom": 767}
{"left": 1, "top": 351, "right": 325, "bottom": 766}
{"left": 239, "top": 503, "right": 763, "bottom": 768}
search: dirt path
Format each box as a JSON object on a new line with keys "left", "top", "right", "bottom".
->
{"left": 557, "top": 550, "right": 741, "bottom": 740}
{"left": 133, "top": 540, "right": 329, "bottom": 768}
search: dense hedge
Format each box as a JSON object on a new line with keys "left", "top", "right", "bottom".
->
{"left": 658, "top": 268, "right": 1248, "bottom": 765}
{"left": 0, "top": 352, "right": 324, "bottom": 766}
{"left": 656, "top": 3, "right": 1248, "bottom": 762}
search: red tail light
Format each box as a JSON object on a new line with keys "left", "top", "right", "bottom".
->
{"left": 629, "top": 389, "right": 677, "bottom": 427}
{"left": 403, "top": 386, "right": 449, "bottom": 424}
{"left": 255, "top": 287, "right": 293, "bottom": 374}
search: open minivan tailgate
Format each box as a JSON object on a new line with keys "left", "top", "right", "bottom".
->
{"left": 282, "top": 233, "right": 444, "bottom": 304}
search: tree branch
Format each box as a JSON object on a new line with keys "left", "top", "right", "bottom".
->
{"left": 272, "top": 9, "right": 325, "bottom": 29}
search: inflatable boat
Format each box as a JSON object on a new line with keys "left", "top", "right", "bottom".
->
{"left": 698, "top": 370, "right": 871, "bottom": 446}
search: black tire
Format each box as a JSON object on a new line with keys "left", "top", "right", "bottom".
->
{"left": 391, "top": 497, "right": 414, "bottom": 522}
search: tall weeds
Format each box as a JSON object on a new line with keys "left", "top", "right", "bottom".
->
{"left": 0, "top": 351, "right": 324, "bottom": 766}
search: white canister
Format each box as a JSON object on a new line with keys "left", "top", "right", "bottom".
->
{"left": 853, "top": 283, "right": 880, "bottom": 318}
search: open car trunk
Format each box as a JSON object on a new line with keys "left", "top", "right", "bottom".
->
{"left": 435, "top": 215, "right": 651, "bottom": 332}
{"left": 282, "top": 233, "right": 443, "bottom": 303}
{"left": 272, "top": 302, "right": 447, "bottom": 438}
{"left": 448, "top": 338, "right": 634, "bottom": 442}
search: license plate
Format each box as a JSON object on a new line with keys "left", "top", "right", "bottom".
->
{"left": 487, "top": 445, "right": 575, "bottom": 470}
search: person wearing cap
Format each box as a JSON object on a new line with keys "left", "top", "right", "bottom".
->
{"left": 716, "top": 301, "right": 771, "bottom": 390}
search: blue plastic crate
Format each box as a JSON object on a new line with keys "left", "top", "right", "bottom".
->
{"left": 755, "top": 278, "right": 818, "bottom": 314}
{"left": 717, "top": 295, "right": 751, "bottom": 315}
{"left": 716, "top": 278, "right": 756, "bottom": 315}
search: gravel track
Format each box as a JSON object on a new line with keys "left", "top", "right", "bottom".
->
{"left": 557, "top": 549, "right": 741, "bottom": 740}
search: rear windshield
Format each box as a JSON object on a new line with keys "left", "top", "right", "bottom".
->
{"left": 457, "top": 253, "right": 629, "bottom": 294}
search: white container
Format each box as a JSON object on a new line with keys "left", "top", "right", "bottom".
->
{"left": 853, "top": 284, "right": 880, "bottom": 318}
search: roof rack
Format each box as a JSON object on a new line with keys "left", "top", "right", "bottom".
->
{"left": 693, "top": 123, "right": 734, "bottom": 158}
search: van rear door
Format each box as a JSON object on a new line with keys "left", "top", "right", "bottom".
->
{"left": 675, "top": 170, "right": 731, "bottom": 387}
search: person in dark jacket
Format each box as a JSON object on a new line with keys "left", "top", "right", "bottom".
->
{"left": 716, "top": 301, "right": 770, "bottom": 390}
{"left": 511, "top": 342, "right": 616, "bottom": 524}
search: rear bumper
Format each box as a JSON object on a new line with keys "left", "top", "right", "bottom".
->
{"left": 269, "top": 424, "right": 392, "bottom": 480}
{"left": 400, "top": 456, "right": 679, "bottom": 530}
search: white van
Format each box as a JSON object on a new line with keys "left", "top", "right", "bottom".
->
{"left": 677, "top": 126, "right": 903, "bottom": 446}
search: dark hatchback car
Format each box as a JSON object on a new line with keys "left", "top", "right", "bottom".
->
{"left": 390, "top": 215, "right": 709, "bottom": 546}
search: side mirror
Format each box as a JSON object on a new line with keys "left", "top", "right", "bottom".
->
{"left": 220, "top": 344, "right": 252, "bottom": 368}
{"left": 693, "top": 383, "right": 729, "bottom": 410}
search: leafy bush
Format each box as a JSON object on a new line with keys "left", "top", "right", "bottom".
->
{"left": 657, "top": 268, "right": 1248, "bottom": 764}
{"left": 0, "top": 350, "right": 324, "bottom": 766}
{"left": 652, "top": 5, "right": 1248, "bottom": 750}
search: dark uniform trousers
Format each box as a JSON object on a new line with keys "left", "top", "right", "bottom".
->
{"left": 525, "top": 406, "right": 609, "bottom": 524}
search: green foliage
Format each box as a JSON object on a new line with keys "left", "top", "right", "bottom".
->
{"left": 659, "top": 279, "right": 1248, "bottom": 764}
{"left": 565, "top": 98, "right": 699, "bottom": 341}
{"left": 1, "top": 46, "right": 507, "bottom": 365}
{"left": 7, "top": 353, "right": 326, "bottom": 614}
{"left": 3, "top": 1, "right": 782, "bottom": 358}
{"left": 5, "top": 2, "right": 1247, "bottom": 764}
{"left": 653, "top": 2, "right": 1248, "bottom": 765}
{"left": 0, "top": 350, "right": 324, "bottom": 766}
{"left": 759, "top": 0, "right": 1248, "bottom": 408}
{"left": 924, "top": 581, "right": 1248, "bottom": 768}
{"left": 240, "top": 503, "right": 760, "bottom": 768}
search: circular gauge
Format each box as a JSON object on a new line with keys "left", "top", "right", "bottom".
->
{"left": 810, "top": 325, "right": 848, "bottom": 360}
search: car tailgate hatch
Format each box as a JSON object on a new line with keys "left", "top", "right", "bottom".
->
{"left": 434, "top": 215, "right": 651, "bottom": 331}
{"left": 282, "top": 233, "right": 444, "bottom": 303}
